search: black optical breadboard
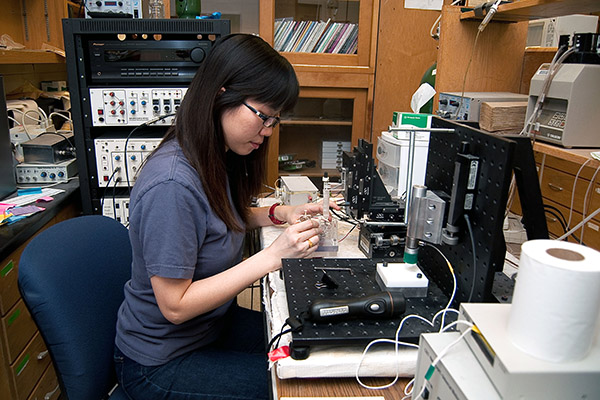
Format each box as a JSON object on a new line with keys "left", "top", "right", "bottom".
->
{"left": 281, "top": 258, "right": 453, "bottom": 359}
{"left": 422, "top": 117, "right": 516, "bottom": 303}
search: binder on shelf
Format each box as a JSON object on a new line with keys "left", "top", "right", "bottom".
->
{"left": 275, "top": 18, "right": 357, "bottom": 54}
{"left": 295, "top": 21, "right": 317, "bottom": 52}
{"left": 278, "top": 20, "right": 300, "bottom": 52}
{"left": 290, "top": 21, "right": 312, "bottom": 52}
{"left": 314, "top": 22, "right": 338, "bottom": 53}
{"left": 303, "top": 19, "right": 331, "bottom": 53}
{"left": 284, "top": 20, "right": 308, "bottom": 52}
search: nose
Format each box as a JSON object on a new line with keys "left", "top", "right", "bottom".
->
{"left": 260, "top": 125, "right": 274, "bottom": 137}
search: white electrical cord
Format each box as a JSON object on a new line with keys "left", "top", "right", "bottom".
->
{"left": 557, "top": 207, "right": 600, "bottom": 242}
{"left": 410, "top": 324, "right": 474, "bottom": 400}
{"left": 429, "top": 0, "right": 462, "bottom": 40}
{"left": 566, "top": 158, "right": 592, "bottom": 230}
{"left": 520, "top": 46, "right": 576, "bottom": 137}
{"left": 354, "top": 243, "right": 458, "bottom": 391}
{"left": 580, "top": 165, "right": 600, "bottom": 244}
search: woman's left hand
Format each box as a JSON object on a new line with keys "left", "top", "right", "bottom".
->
{"left": 284, "top": 200, "right": 340, "bottom": 224}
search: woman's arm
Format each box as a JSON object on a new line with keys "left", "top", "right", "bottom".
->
{"left": 152, "top": 218, "right": 321, "bottom": 324}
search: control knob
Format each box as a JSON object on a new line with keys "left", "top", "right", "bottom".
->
{"left": 190, "top": 47, "right": 206, "bottom": 63}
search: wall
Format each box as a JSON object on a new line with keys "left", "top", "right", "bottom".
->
{"left": 371, "top": 1, "right": 442, "bottom": 139}
{"left": 169, "top": 0, "right": 260, "bottom": 33}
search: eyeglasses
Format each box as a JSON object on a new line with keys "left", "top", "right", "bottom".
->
{"left": 242, "top": 102, "right": 280, "bottom": 128}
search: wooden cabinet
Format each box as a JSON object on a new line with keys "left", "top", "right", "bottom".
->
{"left": 276, "top": 88, "right": 367, "bottom": 178}
{"left": 534, "top": 143, "right": 600, "bottom": 251}
{"left": 0, "top": 0, "right": 76, "bottom": 98}
{"left": 435, "top": 1, "right": 600, "bottom": 106}
{"left": 0, "top": 201, "right": 80, "bottom": 400}
{"left": 259, "top": 0, "right": 378, "bottom": 185}
{"left": 1, "top": 0, "right": 76, "bottom": 59}
{"left": 0, "top": 243, "right": 57, "bottom": 400}
{"left": 436, "top": 5, "right": 529, "bottom": 106}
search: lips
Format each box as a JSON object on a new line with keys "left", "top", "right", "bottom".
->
{"left": 250, "top": 141, "right": 262, "bottom": 150}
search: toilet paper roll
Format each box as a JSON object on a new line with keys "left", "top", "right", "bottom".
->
{"left": 508, "top": 240, "right": 600, "bottom": 363}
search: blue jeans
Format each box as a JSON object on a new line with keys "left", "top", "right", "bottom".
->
{"left": 114, "top": 305, "right": 269, "bottom": 400}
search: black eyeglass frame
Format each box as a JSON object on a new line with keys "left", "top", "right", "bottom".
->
{"left": 242, "top": 102, "right": 281, "bottom": 128}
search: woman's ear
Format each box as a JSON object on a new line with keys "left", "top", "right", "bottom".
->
{"left": 219, "top": 87, "right": 226, "bottom": 94}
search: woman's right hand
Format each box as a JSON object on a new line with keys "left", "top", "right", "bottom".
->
{"left": 263, "top": 218, "right": 321, "bottom": 271}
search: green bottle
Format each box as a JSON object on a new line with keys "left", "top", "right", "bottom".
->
{"left": 419, "top": 62, "right": 436, "bottom": 114}
{"left": 176, "top": 0, "right": 201, "bottom": 19}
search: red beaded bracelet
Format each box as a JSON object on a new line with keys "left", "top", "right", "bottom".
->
{"left": 268, "top": 203, "right": 286, "bottom": 225}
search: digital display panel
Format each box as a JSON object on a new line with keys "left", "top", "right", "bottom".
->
{"left": 104, "top": 49, "right": 192, "bottom": 62}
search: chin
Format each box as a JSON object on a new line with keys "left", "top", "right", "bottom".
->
{"left": 230, "top": 147, "right": 253, "bottom": 156}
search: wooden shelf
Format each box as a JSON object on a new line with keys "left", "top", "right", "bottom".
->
{"left": 460, "top": 0, "right": 600, "bottom": 22}
{"left": 281, "top": 119, "right": 353, "bottom": 126}
{"left": 0, "top": 49, "right": 65, "bottom": 65}
{"left": 533, "top": 141, "right": 600, "bottom": 169}
{"left": 279, "top": 168, "right": 340, "bottom": 178}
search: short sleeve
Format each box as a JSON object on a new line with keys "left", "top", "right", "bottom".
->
{"left": 133, "top": 181, "right": 206, "bottom": 279}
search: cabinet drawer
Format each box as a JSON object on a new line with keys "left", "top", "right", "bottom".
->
{"left": 11, "top": 332, "right": 52, "bottom": 400}
{"left": 1, "top": 259, "right": 20, "bottom": 316}
{"left": 28, "top": 365, "right": 60, "bottom": 400}
{"left": 2, "top": 299, "right": 37, "bottom": 364}
{"left": 536, "top": 152, "right": 598, "bottom": 181}
{"left": 540, "top": 166, "right": 600, "bottom": 223}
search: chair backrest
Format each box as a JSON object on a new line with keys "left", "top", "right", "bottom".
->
{"left": 18, "top": 215, "right": 132, "bottom": 400}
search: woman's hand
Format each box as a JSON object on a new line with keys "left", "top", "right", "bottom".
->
{"left": 282, "top": 200, "right": 341, "bottom": 224}
{"left": 263, "top": 218, "right": 321, "bottom": 270}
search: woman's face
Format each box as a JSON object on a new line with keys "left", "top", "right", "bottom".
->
{"left": 221, "top": 100, "right": 279, "bottom": 156}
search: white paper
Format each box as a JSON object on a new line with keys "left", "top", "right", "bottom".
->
{"left": 405, "top": 0, "right": 444, "bottom": 11}
{"left": 410, "top": 83, "right": 436, "bottom": 113}
{"left": 2, "top": 188, "right": 65, "bottom": 207}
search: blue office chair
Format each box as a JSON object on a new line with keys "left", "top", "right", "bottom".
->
{"left": 18, "top": 215, "right": 132, "bottom": 400}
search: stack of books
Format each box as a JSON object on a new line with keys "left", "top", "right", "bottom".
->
{"left": 274, "top": 18, "right": 358, "bottom": 54}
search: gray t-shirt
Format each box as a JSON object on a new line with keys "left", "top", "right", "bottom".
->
{"left": 115, "top": 139, "right": 245, "bottom": 366}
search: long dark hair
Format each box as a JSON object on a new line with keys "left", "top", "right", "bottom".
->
{"left": 161, "top": 34, "right": 299, "bottom": 231}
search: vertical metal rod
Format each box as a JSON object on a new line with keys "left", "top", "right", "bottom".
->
{"left": 404, "top": 130, "right": 416, "bottom": 222}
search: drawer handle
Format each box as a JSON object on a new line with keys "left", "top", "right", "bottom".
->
{"left": 547, "top": 183, "right": 564, "bottom": 191}
{"left": 545, "top": 215, "right": 557, "bottom": 223}
{"left": 44, "top": 384, "right": 60, "bottom": 400}
{"left": 37, "top": 350, "right": 49, "bottom": 360}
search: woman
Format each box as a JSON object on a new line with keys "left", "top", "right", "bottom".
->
{"left": 114, "top": 34, "right": 331, "bottom": 399}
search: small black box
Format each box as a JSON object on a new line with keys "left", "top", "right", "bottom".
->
{"left": 22, "top": 132, "right": 75, "bottom": 164}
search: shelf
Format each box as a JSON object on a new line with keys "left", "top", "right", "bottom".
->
{"left": 460, "top": 0, "right": 600, "bottom": 22}
{"left": 281, "top": 119, "right": 353, "bottom": 126}
{"left": 0, "top": 49, "right": 65, "bottom": 64}
{"left": 279, "top": 168, "right": 340, "bottom": 178}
